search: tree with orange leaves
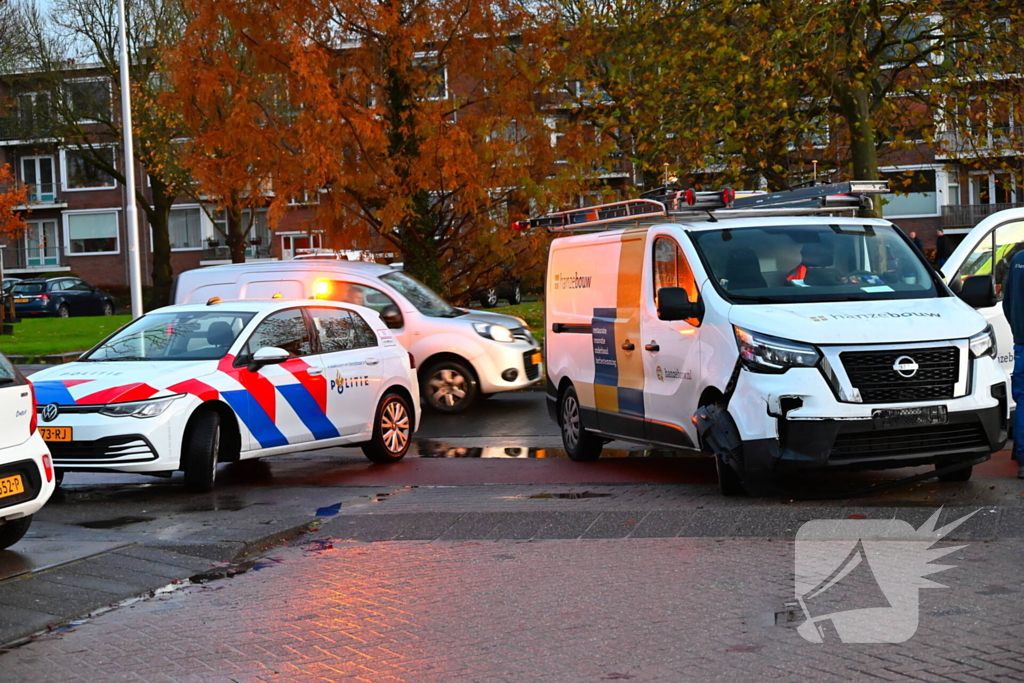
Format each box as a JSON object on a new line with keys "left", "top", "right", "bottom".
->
{"left": 165, "top": 0, "right": 608, "bottom": 296}
{"left": 0, "top": 163, "right": 28, "bottom": 323}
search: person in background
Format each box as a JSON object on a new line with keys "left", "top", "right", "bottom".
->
{"left": 935, "top": 229, "right": 952, "bottom": 267}
{"left": 1001, "top": 248, "right": 1024, "bottom": 477}
{"left": 909, "top": 230, "right": 925, "bottom": 253}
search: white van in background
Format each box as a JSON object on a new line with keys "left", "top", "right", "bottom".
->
{"left": 939, "top": 207, "right": 1024, "bottom": 376}
{"left": 172, "top": 261, "right": 542, "bottom": 413}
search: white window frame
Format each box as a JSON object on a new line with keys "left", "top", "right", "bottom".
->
{"left": 165, "top": 203, "right": 210, "bottom": 252}
{"left": 413, "top": 51, "right": 448, "bottom": 101}
{"left": 60, "top": 145, "right": 118, "bottom": 192}
{"left": 65, "top": 77, "right": 113, "bottom": 125}
{"left": 878, "top": 164, "right": 943, "bottom": 219}
{"left": 63, "top": 208, "right": 121, "bottom": 257}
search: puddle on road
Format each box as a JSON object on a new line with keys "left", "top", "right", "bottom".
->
{"left": 528, "top": 492, "right": 615, "bottom": 500}
{"left": 182, "top": 494, "right": 252, "bottom": 513}
{"left": 75, "top": 516, "right": 155, "bottom": 529}
{"left": 416, "top": 441, "right": 681, "bottom": 459}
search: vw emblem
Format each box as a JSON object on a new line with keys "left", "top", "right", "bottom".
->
{"left": 893, "top": 356, "right": 919, "bottom": 378}
{"left": 41, "top": 403, "right": 60, "bottom": 422}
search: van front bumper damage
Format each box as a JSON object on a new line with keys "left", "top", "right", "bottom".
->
{"left": 697, "top": 363, "right": 1009, "bottom": 479}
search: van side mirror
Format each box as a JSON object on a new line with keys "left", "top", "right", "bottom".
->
{"left": 657, "top": 287, "right": 704, "bottom": 322}
{"left": 957, "top": 275, "right": 997, "bottom": 309}
{"left": 248, "top": 346, "right": 290, "bottom": 372}
{"left": 380, "top": 304, "right": 404, "bottom": 330}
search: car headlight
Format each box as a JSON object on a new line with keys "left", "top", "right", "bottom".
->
{"left": 734, "top": 326, "right": 820, "bottom": 373}
{"left": 969, "top": 325, "right": 996, "bottom": 359}
{"left": 99, "top": 394, "right": 185, "bottom": 418}
{"left": 473, "top": 322, "right": 514, "bottom": 343}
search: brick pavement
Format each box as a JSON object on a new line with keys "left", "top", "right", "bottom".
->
{"left": 4, "top": 532, "right": 1024, "bottom": 682}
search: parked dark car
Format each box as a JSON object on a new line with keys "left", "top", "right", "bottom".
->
{"left": 475, "top": 277, "right": 522, "bottom": 307}
{"left": 11, "top": 278, "right": 116, "bottom": 318}
{"left": 1, "top": 278, "right": 20, "bottom": 295}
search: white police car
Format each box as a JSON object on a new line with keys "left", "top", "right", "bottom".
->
{"left": 29, "top": 299, "right": 419, "bottom": 491}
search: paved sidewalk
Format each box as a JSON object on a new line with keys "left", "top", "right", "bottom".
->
{"left": 4, "top": 534, "right": 1023, "bottom": 682}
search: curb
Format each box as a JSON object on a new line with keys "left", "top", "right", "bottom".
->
{"left": 0, "top": 518, "right": 319, "bottom": 649}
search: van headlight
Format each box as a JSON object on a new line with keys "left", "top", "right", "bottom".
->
{"left": 969, "top": 325, "right": 996, "bottom": 359}
{"left": 734, "top": 326, "right": 820, "bottom": 373}
{"left": 473, "top": 323, "right": 514, "bottom": 343}
{"left": 100, "top": 394, "right": 185, "bottom": 418}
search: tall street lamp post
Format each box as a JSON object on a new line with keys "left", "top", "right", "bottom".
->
{"left": 118, "top": 0, "right": 143, "bottom": 318}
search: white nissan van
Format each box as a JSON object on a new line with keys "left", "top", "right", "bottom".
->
{"left": 539, "top": 186, "right": 1008, "bottom": 494}
{"left": 173, "top": 261, "right": 542, "bottom": 413}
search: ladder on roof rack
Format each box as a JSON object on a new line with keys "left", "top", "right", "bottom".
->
{"left": 511, "top": 180, "right": 891, "bottom": 234}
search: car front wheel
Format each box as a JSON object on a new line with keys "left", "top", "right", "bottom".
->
{"left": 183, "top": 410, "right": 220, "bottom": 493}
{"left": 102, "top": 301, "right": 114, "bottom": 316}
{"left": 362, "top": 392, "right": 413, "bottom": 463}
{"left": 422, "top": 360, "right": 478, "bottom": 413}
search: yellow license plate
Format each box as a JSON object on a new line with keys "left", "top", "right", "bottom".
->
{"left": 39, "top": 426, "right": 72, "bottom": 442}
{"left": 0, "top": 475, "right": 24, "bottom": 499}
{"left": 530, "top": 352, "right": 542, "bottom": 365}
{"left": 14, "top": 298, "right": 29, "bottom": 304}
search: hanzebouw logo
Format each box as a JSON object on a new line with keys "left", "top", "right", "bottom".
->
{"left": 793, "top": 509, "right": 976, "bottom": 644}
{"left": 553, "top": 272, "right": 592, "bottom": 290}
{"left": 330, "top": 371, "right": 370, "bottom": 395}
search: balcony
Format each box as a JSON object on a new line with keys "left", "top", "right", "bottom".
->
{"left": 0, "top": 116, "right": 55, "bottom": 143}
{"left": 941, "top": 202, "right": 1024, "bottom": 228}
{"left": 0, "top": 246, "right": 69, "bottom": 273}
{"left": 200, "top": 243, "right": 274, "bottom": 263}
{"left": 0, "top": 182, "right": 66, "bottom": 209}
{"left": 937, "top": 126, "right": 1024, "bottom": 159}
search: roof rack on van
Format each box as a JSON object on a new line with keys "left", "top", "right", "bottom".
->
{"left": 511, "top": 180, "right": 891, "bottom": 233}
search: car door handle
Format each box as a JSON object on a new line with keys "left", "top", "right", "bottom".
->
{"left": 645, "top": 343, "right": 660, "bottom": 352}
{"left": 365, "top": 357, "right": 380, "bottom": 366}
{"left": 621, "top": 341, "right": 635, "bottom": 351}
{"left": 306, "top": 367, "right": 324, "bottom": 376}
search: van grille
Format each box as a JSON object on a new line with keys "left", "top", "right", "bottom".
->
{"left": 830, "top": 422, "right": 988, "bottom": 461}
{"left": 840, "top": 347, "right": 959, "bottom": 403}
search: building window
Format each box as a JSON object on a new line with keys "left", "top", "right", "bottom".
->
{"left": 211, "top": 208, "right": 271, "bottom": 255}
{"left": 68, "top": 212, "right": 119, "bottom": 254}
{"left": 169, "top": 207, "right": 203, "bottom": 250}
{"left": 64, "top": 148, "right": 116, "bottom": 189}
{"left": 881, "top": 169, "right": 938, "bottom": 217}
{"left": 67, "top": 79, "right": 112, "bottom": 122}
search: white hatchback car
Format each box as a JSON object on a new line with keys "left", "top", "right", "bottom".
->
{"left": 29, "top": 299, "right": 419, "bottom": 492}
{"left": 0, "top": 352, "right": 55, "bottom": 549}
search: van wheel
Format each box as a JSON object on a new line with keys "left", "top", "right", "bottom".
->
{"left": 715, "top": 452, "right": 745, "bottom": 496}
{"left": 936, "top": 463, "right": 973, "bottom": 482}
{"left": 0, "top": 515, "right": 32, "bottom": 550}
{"left": 362, "top": 392, "right": 413, "bottom": 463}
{"left": 559, "top": 385, "right": 603, "bottom": 461}
{"left": 183, "top": 410, "right": 220, "bottom": 493}
{"left": 423, "top": 360, "right": 478, "bottom": 413}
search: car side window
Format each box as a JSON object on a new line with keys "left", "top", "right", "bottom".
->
{"left": 958, "top": 230, "right": 995, "bottom": 284}
{"left": 69, "top": 280, "right": 93, "bottom": 292}
{"left": 243, "top": 309, "right": 313, "bottom": 359}
{"left": 308, "top": 307, "right": 379, "bottom": 353}
{"left": 652, "top": 237, "right": 699, "bottom": 302}
{"left": 317, "top": 280, "right": 398, "bottom": 314}
{"left": 994, "top": 221, "right": 1024, "bottom": 299}
{"left": 52, "top": 280, "right": 71, "bottom": 291}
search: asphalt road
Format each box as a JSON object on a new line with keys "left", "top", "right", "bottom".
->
{"left": 2, "top": 388, "right": 1024, "bottom": 673}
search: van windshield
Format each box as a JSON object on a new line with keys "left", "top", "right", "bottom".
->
{"left": 81, "top": 311, "right": 255, "bottom": 361}
{"left": 690, "top": 223, "right": 941, "bottom": 304}
{"left": 379, "top": 271, "right": 463, "bottom": 318}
